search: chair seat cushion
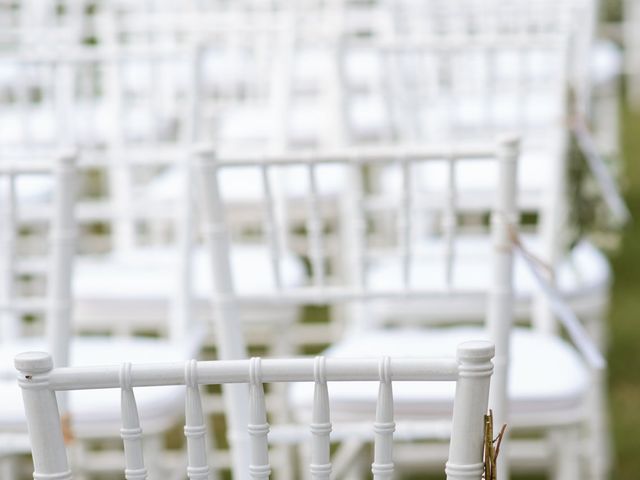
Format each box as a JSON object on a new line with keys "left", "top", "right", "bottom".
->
{"left": 74, "top": 244, "right": 306, "bottom": 301}
{"left": 0, "top": 336, "right": 197, "bottom": 436}
{"left": 379, "top": 143, "right": 564, "bottom": 210}
{"left": 290, "top": 327, "right": 589, "bottom": 420}
{"left": 366, "top": 236, "right": 609, "bottom": 300}
{"left": 145, "top": 162, "right": 347, "bottom": 203}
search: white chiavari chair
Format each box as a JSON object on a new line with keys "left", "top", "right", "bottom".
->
{"left": 195, "top": 136, "right": 606, "bottom": 479}
{"left": 72, "top": 4, "right": 346, "bottom": 357}
{"left": 352, "top": 29, "right": 612, "bottom": 478}
{"left": 369, "top": 33, "right": 614, "bottom": 342}
{"left": 0, "top": 153, "right": 74, "bottom": 479}
{"left": 0, "top": 7, "right": 310, "bottom": 356}
{"left": 0, "top": 154, "right": 76, "bottom": 376}
{"left": 382, "top": 0, "right": 621, "bottom": 146}
{"left": 17, "top": 342, "right": 494, "bottom": 480}
{"left": 191, "top": 138, "right": 520, "bottom": 477}
{"left": 354, "top": 31, "right": 618, "bottom": 431}
{"left": 0, "top": 152, "right": 207, "bottom": 479}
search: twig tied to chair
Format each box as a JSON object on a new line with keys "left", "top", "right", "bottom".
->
{"left": 483, "top": 409, "right": 507, "bottom": 480}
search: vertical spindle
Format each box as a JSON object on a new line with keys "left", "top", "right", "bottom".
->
{"left": 398, "top": 156, "right": 412, "bottom": 289}
{"left": 248, "top": 357, "right": 271, "bottom": 479}
{"left": 307, "top": 162, "right": 325, "bottom": 287}
{"left": 261, "top": 163, "right": 283, "bottom": 290}
{"left": 443, "top": 157, "right": 458, "bottom": 288}
{"left": 184, "top": 359, "right": 210, "bottom": 480}
{"left": 119, "top": 362, "right": 147, "bottom": 480}
{"left": 0, "top": 172, "right": 17, "bottom": 342}
{"left": 372, "top": 356, "right": 395, "bottom": 480}
{"left": 310, "top": 356, "right": 332, "bottom": 479}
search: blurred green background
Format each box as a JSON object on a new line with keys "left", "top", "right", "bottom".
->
{"left": 607, "top": 102, "right": 640, "bottom": 480}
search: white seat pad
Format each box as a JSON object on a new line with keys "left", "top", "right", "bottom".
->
{"left": 0, "top": 336, "right": 196, "bottom": 435}
{"left": 74, "top": 244, "right": 306, "bottom": 301}
{"left": 290, "top": 327, "right": 589, "bottom": 420}
{"left": 366, "top": 236, "right": 609, "bottom": 299}
{"left": 145, "top": 162, "right": 347, "bottom": 203}
{"left": 379, "top": 142, "right": 563, "bottom": 205}
{"left": 218, "top": 101, "right": 335, "bottom": 147}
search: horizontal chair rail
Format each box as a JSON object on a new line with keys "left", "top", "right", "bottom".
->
{"left": 210, "top": 288, "right": 487, "bottom": 306}
{"left": 0, "top": 143, "right": 498, "bottom": 170}
{"left": 375, "top": 32, "right": 568, "bottom": 51}
{"left": 46, "top": 358, "right": 459, "bottom": 391}
{"left": 17, "top": 344, "right": 493, "bottom": 480}
{"left": 0, "top": 161, "right": 61, "bottom": 175}
{"left": 3, "top": 138, "right": 554, "bottom": 170}
{"left": 205, "top": 144, "right": 501, "bottom": 167}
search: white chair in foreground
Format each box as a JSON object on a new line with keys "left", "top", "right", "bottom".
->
{"left": 16, "top": 342, "right": 494, "bottom": 480}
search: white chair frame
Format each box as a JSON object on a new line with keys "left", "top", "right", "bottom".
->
{"left": 16, "top": 341, "right": 494, "bottom": 480}
{"left": 0, "top": 153, "right": 75, "bottom": 478}
{"left": 193, "top": 138, "right": 515, "bottom": 478}
{"left": 0, "top": 153, "right": 76, "bottom": 372}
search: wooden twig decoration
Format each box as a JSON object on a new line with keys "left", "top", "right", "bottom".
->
{"left": 483, "top": 410, "right": 507, "bottom": 480}
{"left": 61, "top": 413, "right": 74, "bottom": 444}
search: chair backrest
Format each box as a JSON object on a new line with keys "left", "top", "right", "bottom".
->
{"left": 16, "top": 341, "right": 494, "bottom": 479}
{"left": 0, "top": 152, "right": 76, "bottom": 371}
{"left": 0, "top": 1, "right": 352, "bottom": 254}
{"left": 374, "top": 33, "right": 573, "bottom": 335}
{"left": 382, "top": 0, "right": 598, "bottom": 115}
{"left": 193, "top": 137, "right": 518, "bottom": 477}
{"left": 377, "top": 33, "right": 569, "bottom": 144}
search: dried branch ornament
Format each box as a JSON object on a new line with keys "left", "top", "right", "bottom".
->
{"left": 483, "top": 410, "right": 507, "bottom": 480}
{"left": 61, "top": 414, "right": 74, "bottom": 444}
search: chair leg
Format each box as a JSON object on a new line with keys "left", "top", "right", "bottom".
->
{"left": 0, "top": 455, "right": 17, "bottom": 480}
{"left": 68, "top": 441, "right": 88, "bottom": 480}
{"left": 343, "top": 446, "right": 370, "bottom": 480}
{"left": 550, "top": 426, "right": 581, "bottom": 480}
{"left": 143, "top": 433, "right": 166, "bottom": 479}
{"left": 584, "top": 368, "right": 612, "bottom": 480}
{"left": 270, "top": 442, "right": 297, "bottom": 480}
{"left": 332, "top": 439, "right": 367, "bottom": 479}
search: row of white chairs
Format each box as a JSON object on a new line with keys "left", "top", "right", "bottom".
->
{"left": 1, "top": 0, "right": 624, "bottom": 478}
{"left": 4, "top": 137, "right": 607, "bottom": 478}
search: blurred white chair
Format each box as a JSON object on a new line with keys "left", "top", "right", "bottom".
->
{"left": 0, "top": 17, "right": 313, "bottom": 368}
{"left": 0, "top": 153, "right": 204, "bottom": 479}
{"left": 359, "top": 30, "right": 614, "bottom": 476}
{"left": 16, "top": 343, "right": 494, "bottom": 480}
{"left": 366, "top": 31, "right": 615, "bottom": 354}
{"left": 194, "top": 138, "right": 605, "bottom": 479}
{"left": 0, "top": 153, "right": 75, "bottom": 478}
